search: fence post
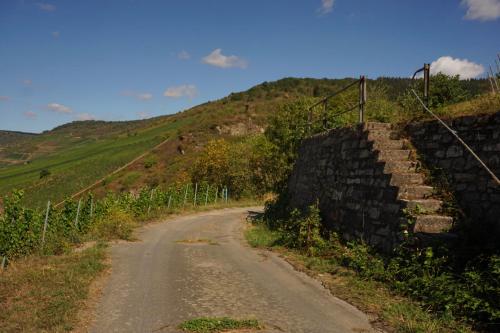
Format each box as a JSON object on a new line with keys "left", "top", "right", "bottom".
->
{"left": 205, "top": 184, "right": 210, "bottom": 206}
{"left": 225, "top": 187, "right": 229, "bottom": 203}
{"left": 1, "top": 256, "right": 6, "bottom": 270}
{"left": 358, "top": 76, "right": 366, "bottom": 123}
{"left": 147, "top": 189, "right": 154, "bottom": 215}
{"left": 193, "top": 183, "right": 198, "bottom": 206}
{"left": 214, "top": 187, "right": 218, "bottom": 204}
{"left": 167, "top": 194, "right": 172, "bottom": 209}
{"left": 183, "top": 184, "right": 189, "bottom": 208}
{"left": 423, "top": 63, "right": 430, "bottom": 107}
{"left": 89, "top": 196, "right": 94, "bottom": 220}
{"left": 74, "top": 198, "right": 82, "bottom": 227}
{"left": 41, "top": 200, "right": 51, "bottom": 249}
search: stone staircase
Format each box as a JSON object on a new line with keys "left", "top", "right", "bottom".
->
{"left": 364, "top": 122, "right": 454, "bottom": 239}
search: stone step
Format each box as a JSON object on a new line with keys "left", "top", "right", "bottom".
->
{"left": 377, "top": 149, "right": 411, "bottom": 161}
{"left": 372, "top": 139, "right": 404, "bottom": 150}
{"left": 367, "top": 130, "right": 400, "bottom": 141}
{"left": 365, "top": 122, "right": 392, "bottom": 131}
{"left": 383, "top": 160, "right": 416, "bottom": 173}
{"left": 390, "top": 173, "right": 425, "bottom": 186}
{"left": 401, "top": 199, "right": 442, "bottom": 213}
{"left": 415, "top": 232, "right": 459, "bottom": 247}
{"left": 398, "top": 185, "right": 434, "bottom": 200}
{"left": 413, "top": 215, "right": 453, "bottom": 233}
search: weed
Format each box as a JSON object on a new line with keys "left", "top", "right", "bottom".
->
{"left": 179, "top": 317, "right": 260, "bottom": 333}
{"left": 90, "top": 207, "right": 136, "bottom": 241}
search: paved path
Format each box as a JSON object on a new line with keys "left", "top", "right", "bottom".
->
{"left": 90, "top": 207, "right": 376, "bottom": 333}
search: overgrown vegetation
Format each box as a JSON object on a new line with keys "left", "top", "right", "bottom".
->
{"left": 0, "top": 182, "right": 231, "bottom": 260}
{"left": 179, "top": 317, "right": 260, "bottom": 333}
{"left": 252, "top": 199, "right": 500, "bottom": 332}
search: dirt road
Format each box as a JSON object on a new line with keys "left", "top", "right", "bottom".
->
{"left": 89, "top": 207, "right": 376, "bottom": 333}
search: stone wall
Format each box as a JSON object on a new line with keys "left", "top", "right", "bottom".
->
{"left": 406, "top": 111, "right": 500, "bottom": 228}
{"left": 287, "top": 125, "right": 403, "bottom": 251}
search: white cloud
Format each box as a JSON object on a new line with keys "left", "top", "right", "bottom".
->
{"left": 318, "top": 0, "right": 335, "bottom": 15}
{"left": 430, "top": 56, "right": 485, "bottom": 79}
{"left": 122, "top": 91, "right": 153, "bottom": 101}
{"left": 0, "top": 96, "right": 9, "bottom": 101}
{"left": 24, "top": 111, "right": 37, "bottom": 119}
{"left": 202, "top": 49, "right": 248, "bottom": 69}
{"left": 136, "top": 111, "right": 149, "bottom": 119}
{"left": 163, "top": 85, "right": 198, "bottom": 98}
{"left": 76, "top": 113, "right": 96, "bottom": 121}
{"left": 462, "top": 0, "right": 500, "bottom": 21}
{"left": 137, "top": 93, "right": 153, "bottom": 101}
{"left": 47, "top": 103, "right": 72, "bottom": 114}
{"left": 178, "top": 50, "right": 191, "bottom": 60}
{"left": 52, "top": 31, "right": 60, "bottom": 38}
{"left": 37, "top": 3, "right": 56, "bottom": 12}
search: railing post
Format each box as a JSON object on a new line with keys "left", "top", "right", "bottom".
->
{"left": 358, "top": 76, "right": 366, "bottom": 123}
{"left": 423, "top": 63, "right": 430, "bottom": 107}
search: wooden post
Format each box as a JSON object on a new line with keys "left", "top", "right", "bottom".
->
{"left": 225, "top": 187, "right": 228, "bottom": 203}
{"left": 204, "top": 185, "right": 210, "bottom": 206}
{"left": 167, "top": 194, "right": 172, "bottom": 209}
{"left": 41, "top": 200, "right": 51, "bottom": 248}
{"left": 1, "top": 256, "right": 6, "bottom": 270}
{"left": 74, "top": 199, "right": 82, "bottom": 227}
{"left": 214, "top": 187, "right": 218, "bottom": 204}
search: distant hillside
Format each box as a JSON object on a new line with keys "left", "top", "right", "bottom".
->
{"left": 0, "top": 76, "right": 491, "bottom": 208}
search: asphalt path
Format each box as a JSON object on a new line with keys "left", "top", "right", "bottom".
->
{"left": 89, "top": 207, "right": 376, "bottom": 333}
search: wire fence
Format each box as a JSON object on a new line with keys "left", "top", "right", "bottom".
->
{"left": 0, "top": 182, "right": 230, "bottom": 267}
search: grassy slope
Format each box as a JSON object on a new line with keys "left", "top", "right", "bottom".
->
{"left": 0, "top": 77, "right": 492, "bottom": 208}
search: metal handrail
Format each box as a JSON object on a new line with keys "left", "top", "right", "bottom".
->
{"left": 307, "top": 76, "right": 366, "bottom": 133}
{"left": 410, "top": 89, "right": 500, "bottom": 186}
{"left": 410, "top": 64, "right": 500, "bottom": 186}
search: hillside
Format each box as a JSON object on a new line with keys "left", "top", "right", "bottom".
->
{"left": 0, "top": 77, "right": 491, "bottom": 208}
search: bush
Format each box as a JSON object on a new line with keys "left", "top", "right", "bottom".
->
{"left": 39, "top": 169, "right": 51, "bottom": 179}
{"left": 90, "top": 207, "right": 136, "bottom": 240}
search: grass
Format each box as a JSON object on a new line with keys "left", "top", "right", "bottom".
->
{"left": 179, "top": 317, "right": 260, "bottom": 333}
{"left": 244, "top": 223, "right": 473, "bottom": 333}
{"left": 0, "top": 243, "right": 107, "bottom": 333}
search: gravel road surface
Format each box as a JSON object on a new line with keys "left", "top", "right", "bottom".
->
{"left": 89, "top": 207, "right": 376, "bottom": 333}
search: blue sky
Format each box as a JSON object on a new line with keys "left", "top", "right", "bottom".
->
{"left": 1, "top": 0, "right": 499, "bottom": 133}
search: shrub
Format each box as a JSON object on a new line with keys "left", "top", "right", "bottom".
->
{"left": 39, "top": 169, "right": 51, "bottom": 179}
{"left": 90, "top": 207, "right": 136, "bottom": 241}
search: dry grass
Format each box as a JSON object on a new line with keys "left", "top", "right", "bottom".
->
{"left": 436, "top": 93, "right": 500, "bottom": 119}
{"left": 0, "top": 244, "right": 107, "bottom": 333}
